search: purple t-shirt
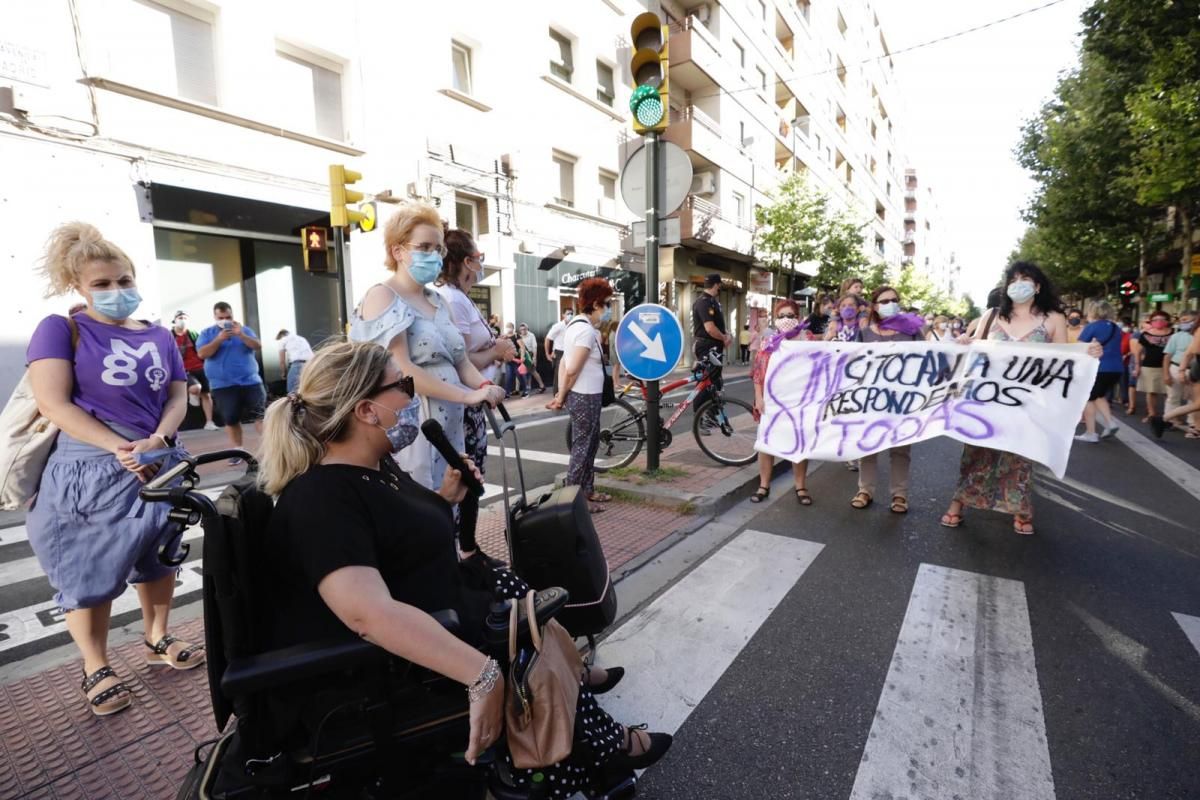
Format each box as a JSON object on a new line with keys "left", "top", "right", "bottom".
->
{"left": 26, "top": 314, "right": 187, "bottom": 438}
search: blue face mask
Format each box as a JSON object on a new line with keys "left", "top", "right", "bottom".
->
{"left": 91, "top": 288, "right": 142, "bottom": 320}
{"left": 600, "top": 306, "right": 612, "bottom": 324}
{"left": 372, "top": 399, "right": 420, "bottom": 452}
{"left": 407, "top": 250, "right": 443, "bottom": 285}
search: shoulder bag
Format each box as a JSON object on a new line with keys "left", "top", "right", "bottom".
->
{"left": 505, "top": 590, "right": 584, "bottom": 769}
{"left": 0, "top": 317, "right": 80, "bottom": 510}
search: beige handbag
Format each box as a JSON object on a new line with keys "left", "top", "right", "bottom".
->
{"left": 0, "top": 317, "right": 78, "bottom": 510}
{"left": 505, "top": 590, "right": 583, "bottom": 769}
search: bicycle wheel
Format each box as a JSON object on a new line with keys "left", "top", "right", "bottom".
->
{"left": 693, "top": 397, "right": 758, "bottom": 466}
{"left": 564, "top": 397, "right": 645, "bottom": 471}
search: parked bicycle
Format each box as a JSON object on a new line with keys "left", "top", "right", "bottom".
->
{"left": 565, "top": 350, "right": 758, "bottom": 470}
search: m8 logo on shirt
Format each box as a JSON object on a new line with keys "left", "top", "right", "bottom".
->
{"left": 103, "top": 339, "right": 167, "bottom": 391}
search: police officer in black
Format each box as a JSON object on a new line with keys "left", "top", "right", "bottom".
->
{"left": 692, "top": 273, "right": 731, "bottom": 430}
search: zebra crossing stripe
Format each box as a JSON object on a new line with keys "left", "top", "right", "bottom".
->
{"left": 850, "top": 564, "right": 1055, "bottom": 800}
{"left": 0, "top": 561, "right": 206, "bottom": 653}
{"left": 1174, "top": 612, "right": 1200, "bottom": 659}
{"left": 0, "top": 529, "right": 204, "bottom": 588}
{"left": 592, "top": 529, "right": 824, "bottom": 736}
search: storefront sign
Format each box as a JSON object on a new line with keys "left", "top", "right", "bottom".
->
{"left": 756, "top": 340, "right": 1098, "bottom": 479}
{"left": 1149, "top": 292, "right": 1172, "bottom": 302}
{"left": 749, "top": 269, "right": 774, "bottom": 293}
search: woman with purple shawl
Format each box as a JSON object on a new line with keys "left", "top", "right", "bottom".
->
{"left": 750, "top": 299, "right": 813, "bottom": 505}
{"left": 849, "top": 285, "right": 925, "bottom": 514}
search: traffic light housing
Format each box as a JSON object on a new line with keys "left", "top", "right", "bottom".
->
{"left": 1119, "top": 280, "right": 1138, "bottom": 297}
{"left": 329, "top": 164, "right": 365, "bottom": 228}
{"left": 629, "top": 12, "right": 669, "bottom": 134}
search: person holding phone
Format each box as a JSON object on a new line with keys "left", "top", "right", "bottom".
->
{"left": 197, "top": 302, "right": 265, "bottom": 460}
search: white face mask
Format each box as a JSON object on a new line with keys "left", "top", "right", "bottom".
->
{"left": 877, "top": 301, "right": 900, "bottom": 318}
{"left": 776, "top": 317, "right": 799, "bottom": 333}
{"left": 1007, "top": 280, "right": 1036, "bottom": 303}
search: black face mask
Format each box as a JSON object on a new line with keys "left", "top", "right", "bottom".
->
{"left": 1068, "top": 317, "right": 1081, "bottom": 327}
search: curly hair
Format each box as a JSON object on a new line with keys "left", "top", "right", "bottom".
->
{"left": 37, "top": 222, "right": 136, "bottom": 298}
{"left": 437, "top": 228, "right": 476, "bottom": 288}
{"left": 998, "top": 261, "right": 1063, "bottom": 321}
{"left": 576, "top": 277, "right": 614, "bottom": 313}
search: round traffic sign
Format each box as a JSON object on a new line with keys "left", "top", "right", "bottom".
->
{"left": 619, "top": 141, "right": 693, "bottom": 217}
{"left": 615, "top": 303, "right": 684, "bottom": 382}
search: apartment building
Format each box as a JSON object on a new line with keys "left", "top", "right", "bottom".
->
{"left": 903, "top": 168, "right": 959, "bottom": 299}
{"left": 661, "top": 0, "right": 912, "bottom": 341}
{"left": 0, "top": 0, "right": 645, "bottom": 402}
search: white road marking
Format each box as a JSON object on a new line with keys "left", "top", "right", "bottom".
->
{"left": 851, "top": 564, "right": 1056, "bottom": 800}
{"left": 1173, "top": 612, "right": 1200, "bottom": 660}
{"left": 1109, "top": 418, "right": 1200, "bottom": 504}
{"left": 0, "top": 561, "right": 206, "bottom": 653}
{"left": 486, "top": 446, "right": 570, "bottom": 466}
{"left": 595, "top": 529, "right": 823, "bottom": 736}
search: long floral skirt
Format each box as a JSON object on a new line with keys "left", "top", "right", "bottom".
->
{"left": 952, "top": 445, "right": 1034, "bottom": 517}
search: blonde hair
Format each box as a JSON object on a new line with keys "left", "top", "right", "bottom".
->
{"left": 38, "top": 222, "right": 136, "bottom": 297}
{"left": 382, "top": 202, "right": 444, "bottom": 271}
{"left": 1086, "top": 300, "right": 1113, "bottom": 321}
{"left": 257, "top": 339, "right": 393, "bottom": 496}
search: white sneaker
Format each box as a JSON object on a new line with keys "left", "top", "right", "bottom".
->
{"left": 203, "top": 422, "right": 219, "bottom": 431}
{"left": 1101, "top": 425, "right": 1119, "bottom": 439}
{"left": 1074, "top": 432, "right": 1100, "bottom": 443}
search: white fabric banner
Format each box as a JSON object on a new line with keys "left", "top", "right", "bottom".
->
{"left": 755, "top": 340, "right": 1099, "bottom": 479}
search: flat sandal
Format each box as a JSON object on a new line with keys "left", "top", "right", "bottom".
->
{"left": 145, "top": 635, "right": 206, "bottom": 670}
{"left": 81, "top": 666, "right": 132, "bottom": 716}
{"left": 850, "top": 491, "right": 872, "bottom": 509}
{"left": 795, "top": 488, "right": 812, "bottom": 506}
{"left": 749, "top": 485, "right": 770, "bottom": 503}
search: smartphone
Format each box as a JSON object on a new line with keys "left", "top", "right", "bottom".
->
{"left": 221, "top": 321, "right": 233, "bottom": 331}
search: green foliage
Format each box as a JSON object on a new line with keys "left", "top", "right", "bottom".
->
{"left": 755, "top": 173, "right": 871, "bottom": 294}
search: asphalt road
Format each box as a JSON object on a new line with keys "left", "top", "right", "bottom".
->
{"left": 602, "top": 424, "right": 1200, "bottom": 799}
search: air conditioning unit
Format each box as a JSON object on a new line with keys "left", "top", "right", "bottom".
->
{"left": 500, "top": 153, "right": 517, "bottom": 178}
{"left": 690, "top": 171, "right": 716, "bottom": 195}
{"left": 694, "top": 5, "right": 710, "bottom": 23}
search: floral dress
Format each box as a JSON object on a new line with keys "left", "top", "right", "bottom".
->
{"left": 350, "top": 285, "right": 468, "bottom": 490}
{"left": 952, "top": 320, "right": 1049, "bottom": 517}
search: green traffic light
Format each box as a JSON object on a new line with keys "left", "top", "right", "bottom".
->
{"left": 630, "top": 84, "right": 664, "bottom": 127}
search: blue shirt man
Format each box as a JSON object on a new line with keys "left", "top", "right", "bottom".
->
{"left": 196, "top": 302, "right": 264, "bottom": 453}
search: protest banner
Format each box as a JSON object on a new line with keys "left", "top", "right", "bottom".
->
{"left": 755, "top": 340, "right": 1099, "bottom": 479}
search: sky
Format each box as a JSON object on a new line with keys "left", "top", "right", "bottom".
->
{"left": 873, "top": 0, "right": 1091, "bottom": 306}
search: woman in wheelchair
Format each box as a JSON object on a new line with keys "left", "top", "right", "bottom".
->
{"left": 256, "top": 340, "right": 671, "bottom": 794}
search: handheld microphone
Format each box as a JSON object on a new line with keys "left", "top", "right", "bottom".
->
{"left": 420, "top": 419, "right": 485, "bottom": 498}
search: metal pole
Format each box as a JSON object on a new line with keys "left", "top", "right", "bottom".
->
{"left": 333, "top": 226, "right": 350, "bottom": 334}
{"left": 645, "top": 131, "right": 661, "bottom": 471}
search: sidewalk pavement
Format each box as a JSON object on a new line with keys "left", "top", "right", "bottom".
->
{"left": 0, "top": 364, "right": 759, "bottom": 799}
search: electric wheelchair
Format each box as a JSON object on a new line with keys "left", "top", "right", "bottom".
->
{"left": 140, "top": 451, "right": 638, "bottom": 800}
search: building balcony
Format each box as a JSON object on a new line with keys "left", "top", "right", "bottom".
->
{"left": 668, "top": 18, "right": 725, "bottom": 93}
{"left": 677, "top": 195, "right": 755, "bottom": 260}
{"left": 666, "top": 105, "right": 745, "bottom": 177}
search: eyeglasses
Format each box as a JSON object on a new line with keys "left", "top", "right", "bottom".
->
{"left": 467, "top": 252, "right": 486, "bottom": 265}
{"left": 374, "top": 375, "right": 415, "bottom": 399}
{"left": 407, "top": 242, "right": 448, "bottom": 257}
{"left": 777, "top": 313, "right": 797, "bottom": 319}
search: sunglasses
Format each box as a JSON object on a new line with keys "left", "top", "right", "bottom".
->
{"left": 374, "top": 375, "right": 415, "bottom": 398}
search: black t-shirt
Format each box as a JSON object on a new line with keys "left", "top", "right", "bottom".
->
{"left": 806, "top": 312, "right": 830, "bottom": 337}
{"left": 692, "top": 292, "right": 725, "bottom": 342}
{"left": 1138, "top": 331, "right": 1169, "bottom": 368}
{"left": 263, "top": 463, "right": 489, "bottom": 651}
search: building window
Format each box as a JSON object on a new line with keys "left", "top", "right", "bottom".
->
{"left": 549, "top": 29, "right": 573, "bottom": 82}
{"left": 598, "top": 170, "right": 617, "bottom": 216}
{"left": 837, "top": 10, "right": 848, "bottom": 36}
{"left": 756, "top": 66, "right": 767, "bottom": 93}
{"left": 596, "top": 61, "right": 615, "bottom": 106}
{"left": 451, "top": 40, "right": 473, "bottom": 95}
{"left": 455, "top": 194, "right": 488, "bottom": 237}
{"left": 875, "top": 235, "right": 885, "bottom": 256}
{"left": 732, "top": 191, "right": 746, "bottom": 224}
{"left": 733, "top": 40, "right": 746, "bottom": 69}
{"left": 797, "top": 0, "right": 811, "bottom": 22}
{"left": 110, "top": 0, "right": 217, "bottom": 105}
{"left": 275, "top": 48, "right": 344, "bottom": 140}
{"left": 553, "top": 151, "right": 576, "bottom": 207}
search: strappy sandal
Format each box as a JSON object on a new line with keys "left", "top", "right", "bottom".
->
{"left": 81, "top": 666, "right": 132, "bottom": 716}
{"left": 1013, "top": 516, "right": 1035, "bottom": 536}
{"left": 795, "top": 488, "right": 812, "bottom": 506}
{"left": 850, "top": 491, "right": 872, "bottom": 509}
{"left": 890, "top": 495, "right": 909, "bottom": 514}
{"left": 1186, "top": 427, "right": 1200, "bottom": 440}
{"left": 588, "top": 492, "right": 613, "bottom": 503}
{"left": 939, "top": 512, "right": 964, "bottom": 528}
{"left": 749, "top": 485, "right": 770, "bottom": 503}
{"left": 145, "top": 635, "right": 206, "bottom": 670}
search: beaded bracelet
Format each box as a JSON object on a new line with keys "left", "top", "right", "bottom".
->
{"left": 467, "top": 657, "right": 501, "bottom": 703}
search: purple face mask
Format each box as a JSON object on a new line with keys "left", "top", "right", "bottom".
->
{"left": 839, "top": 306, "right": 859, "bottom": 321}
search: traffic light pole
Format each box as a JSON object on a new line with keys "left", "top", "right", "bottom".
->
{"left": 645, "top": 131, "right": 662, "bottom": 472}
{"left": 333, "top": 226, "right": 350, "bottom": 333}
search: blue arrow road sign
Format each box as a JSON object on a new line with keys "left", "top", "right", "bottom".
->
{"left": 615, "top": 303, "right": 684, "bottom": 382}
